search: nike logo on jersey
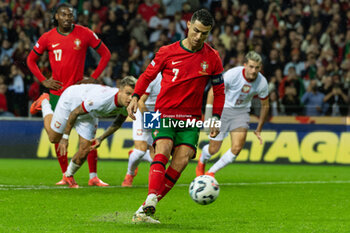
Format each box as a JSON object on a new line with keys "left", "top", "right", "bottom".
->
{"left": 52, "top": 43, "right": 60, "bottom": 48}
{"left": 172, "top": 61, "right": 182, "bottom": 65}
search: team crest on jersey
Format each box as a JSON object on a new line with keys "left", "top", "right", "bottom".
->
{"left": 54, "top": 121, "right": 61, "bottom": 128}
{"left": 137, "top": 129, "right": 143, "bottom": 136}
{"left": 153, "top": 130, "right": 159, "bottom": 137}
{"left": 241, "top": 84, "right": 251, "bottom": 93}
{"left": 87, "top": 101, "right": 93, "bottom": 106}
{"left": 199, "top": 61, "right": 209, "bottom": 75}
{"left": 73, "top": 39, "right": 81, "bottom": 50}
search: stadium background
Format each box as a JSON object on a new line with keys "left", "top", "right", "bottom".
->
{"left": 1, "top": 1, "right": 350, "bottom": 232}
{"left": 0, "top": 0, "right": 349, "bottom": 163}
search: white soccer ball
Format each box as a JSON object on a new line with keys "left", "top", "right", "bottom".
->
{"left": 189, "top": 175, "right": 220, "bottom": 205}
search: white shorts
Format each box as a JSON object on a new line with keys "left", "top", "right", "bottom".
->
{"left": 209, "top": 108, "right": 250, "bottom": 141}
{"left": 50, "top": 88, "right": 98, "bottom": 140}
{"left": 132, "top": 109, "right": 153, "bottom": 145}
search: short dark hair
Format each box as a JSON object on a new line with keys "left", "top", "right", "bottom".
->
{"left": 190, "top": 9, "right": 214, "bottom": 27}
{"left": 52, "top": 3, "right": 74, "bottom": 27}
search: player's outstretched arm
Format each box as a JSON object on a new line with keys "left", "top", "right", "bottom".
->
{"left": 127, "top": 96, "right": 139, "bottom": 120}
{"left": 254, "top": 98, "right": 270, "bottom": 145}
{"left": 138, "top": 94, "right": 149, "bottom": 114}
{"left": 90, "top": 114, "right": 127, "bottom": 150}
{"left": 209, "top": 116, "right": 220, "bottom": 138}
{"left": 211, "top": 74, "right": 225, "bottom": 119}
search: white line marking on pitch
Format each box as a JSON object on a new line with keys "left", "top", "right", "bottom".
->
{"left": 0, "top": 180, "right": 350, "bottom": 190}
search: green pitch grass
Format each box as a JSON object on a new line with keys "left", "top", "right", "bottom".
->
{"left": 1, "top": 159, "right": 350, "bottom": 233}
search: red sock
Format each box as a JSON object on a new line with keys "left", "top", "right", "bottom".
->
{"left": 157, "top": 166, "right": 181, "bottom": 201}
{"left": 148, "top": 154, "right": 169, "bottom": 195}
{"left": 87, "top": 149, "right": 98, "bottom": 173}
{"left": 55, "top": 143, "right": 68, "bottom": 173}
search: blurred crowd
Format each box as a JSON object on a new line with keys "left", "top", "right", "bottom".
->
{"left": 0, "top": 0, "right": 349, "bottom": 117}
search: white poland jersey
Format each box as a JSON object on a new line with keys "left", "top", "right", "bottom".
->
{"left": 144, "top": 73, "right": 162, "bottom": 111}
{"left": 63, "top": 84, "right": 127, "bottom": 118}
{"left": 223, "top": 66, "right": 269, "bottom": 110}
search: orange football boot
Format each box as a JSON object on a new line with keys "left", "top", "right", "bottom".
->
{"left": 88, "top": 177, "right": 109, "bottom": 186}
{"left": 30, "top": 93, "right": 49, "bottom": 115}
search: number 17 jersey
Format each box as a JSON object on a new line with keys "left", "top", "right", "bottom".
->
{"left": 33, "top": 24, "right": 101, "bottom": 96}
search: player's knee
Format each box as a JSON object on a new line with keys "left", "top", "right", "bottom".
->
{"left": 231, "top": 145, "right": 242, "bottom": 155}
{"left": 135, "top": 143, "right": 148, "bottom": 152}
{"left": 172, "top": 156, "right": 189, "bottom": 171}
{"left": 80, "top": 147, "right": 91, "bottom": 157}
{"left": 208, "top": 145, "right": 220, "bottom": 155}
{"left": 48, "top": 135, "right": 60, "bottom": 144}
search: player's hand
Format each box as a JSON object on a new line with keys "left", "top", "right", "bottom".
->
{"left": 254, "top": 130, "right": 263, "bottom": 145}
{"left": 58, "top": 138, "right": 68, "bottom": 155}
{"left": 90, "top": 137, "right": 102, "bottom": 151}
{"left": 127, "top": 97, "right": 138, "bottom": 120}
{"left": 209, "top": 117, "right": 220, "bottom": 138}
{"left": 42, "top": 78, "right": 62, "bottom": 90}
{"left": 76, "top": 77, "right": 100, "bottom": 84}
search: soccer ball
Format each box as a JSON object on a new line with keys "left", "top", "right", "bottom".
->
{"left": 189, "top": 175, "right": 220, "bottom": 205}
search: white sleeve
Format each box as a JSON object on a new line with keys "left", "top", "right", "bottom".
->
{"left": 82, "top": 99, "right": 104, "bottom": 113}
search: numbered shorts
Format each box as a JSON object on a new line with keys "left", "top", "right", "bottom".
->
{"left": 50, "top": 89, "right": 98, "bottom": 140}
{"left": 209, "top": 108, "right": 250, "bottom": 141}
{"left": 133, "top": 109, "right": 153, "bottom": 145}
{"left": 152, "top": 118, "right": 200, "bottom": 158}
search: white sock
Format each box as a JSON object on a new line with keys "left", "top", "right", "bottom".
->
{"left": 41, "top": 99, "right": 53, "bottom": 118}
{"left": 127, "top": 149, "right": 145, "bottom": 175}
{"left": 65, "top": 161, "right": 81, "bottom": 177}
{"left": 89, "top": 172, "right": 97, "bottom": 179}
{"left": 200, "top": 144, "right": 212, "bottom": 163}
{"left": 208, "top": 149, "right": 236, "bottom": 174}
{"left": 141, "top": 149, "right": 153, "bottom": 162}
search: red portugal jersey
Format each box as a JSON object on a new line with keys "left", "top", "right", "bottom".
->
{"left": 33, "top": 24, "right": 101, "bottom": 95}
{"left": 134, "top": 41, "right": 224, "bottom": 120}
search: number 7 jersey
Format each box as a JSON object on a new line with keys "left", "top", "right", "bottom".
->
{"left": 134, "top": 40, "right": 224, "bottom": 120}
{"left": 33, "top": 24, "right": 101, "bottom": 95}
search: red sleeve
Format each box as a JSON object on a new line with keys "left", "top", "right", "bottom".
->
{"left": 86, "top": 26, "right": 101, "bottom": 49}
{"left": 33, "top": 32, "right": 48, "bottom": 55}
{"left": 26, "top": 49, "right": 47, "bottom": 82}
{"left": 211, "top": 49, "right": 225, "bottom": 119}
{"left": 213, "top": 49, "right": 224, "bottom": 75}
{"left": 133, "top": 46, "right": 167, "bottom": 98}
{"left": 91, "top": 42, "right": 111, "bottom": 79}
{"left": 212, "top": 77, "right": 225, "bottom": 119}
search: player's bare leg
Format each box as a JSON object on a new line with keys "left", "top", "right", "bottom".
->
{"left": 207, "top": 128, "right": 247, "bottom": 176}
{"left": 196, "top": 140, "right": 222, "bottom": 176}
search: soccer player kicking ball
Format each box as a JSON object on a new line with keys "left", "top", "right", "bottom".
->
{"left": 122, "top": 73, "right": 162, "bottom": 187}
{"left": 196, "top": 51, "right": 270, "bottom": 178}
{"left": 127, "top": 9, "right": 225, "bottom": 223}
{"left": 31, "top": 76, "right": 136, "bottom": 188}
{"left": 27, "top": 3, "right": 111, "bottom": 186}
